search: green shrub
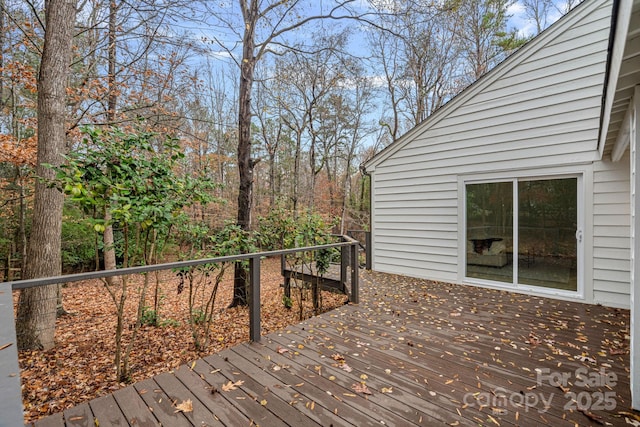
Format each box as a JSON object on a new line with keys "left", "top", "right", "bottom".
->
{"left": 61, "top": 204, "right": 96, "bottom": 272}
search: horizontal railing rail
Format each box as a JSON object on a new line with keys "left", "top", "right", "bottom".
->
{"left": 1, "top": 238, "right": 360, "bottom": 426}
{"left": 7, "top": 241, "right": 358, "bottom": 291}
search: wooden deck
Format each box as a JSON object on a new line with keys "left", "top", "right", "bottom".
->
{"left": 30, "top": 270, "right": 635, "bottom": 426}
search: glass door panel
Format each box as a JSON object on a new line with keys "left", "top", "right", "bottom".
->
{"left": 517, "top": 178, "right": 577, "bottom": 291}
{"left": 466, "top": 182, "right": 513, "bottom": 283}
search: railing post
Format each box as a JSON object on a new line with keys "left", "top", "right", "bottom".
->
{"left": 281, "top": 254, "right": 291, "bottom": 299}
{"left": 365, "top": 231, "right": 372, "bottom": 270}
{"left": 340, "top": 245, "right": 348, "bottom": 294}
{"left": 0, "top": 283, "right": 24, "bottom": 426}
{"left": 249, "top": 255, "right": 261, "bottom": 342}
{"left": 350, "top": 243, "right": 359, "bottom": 304}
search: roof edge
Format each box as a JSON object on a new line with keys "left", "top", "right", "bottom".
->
{"left": 364, "top": 0, "right": 607, "bottom": 172}
{"left": 597, "top": 0, "right": 631, "bottom": 158}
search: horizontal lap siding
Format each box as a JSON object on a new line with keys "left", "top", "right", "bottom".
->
{"left": 371, "top": 0, "right": 612, "bottom": 290}
{"left": 592, "top": 153, "right": 630, "bottom": 306}
{"left": 373, "top": 176, "right": 458, "bottom": 281}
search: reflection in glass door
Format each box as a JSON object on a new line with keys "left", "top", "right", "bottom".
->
{"left": 518, "top": 179, "right": 577, "bottom": 291}
{"left": 466, "top": 182, "right": 513, "bottom": 284}
{"left": 466, "top": 177, "right": 579, "bottom": 292}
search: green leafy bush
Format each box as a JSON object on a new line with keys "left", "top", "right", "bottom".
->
{"left": 61, "top": 203, "right": 97, "bottom": 272}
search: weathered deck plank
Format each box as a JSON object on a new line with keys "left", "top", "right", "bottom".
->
{"left": 234, "top": 341, "right": 413, "bottom": 426}
{"left": 222, "top": 348, "right": 346, "bottom": 426}
{"left": 32, "top": 412, "right": 63, "bottom": 427}
{"left": 28, "top": 269, "right": 634, "bottom": 426}
{"left": 191, "top": 355, "right": 290, "bottom": 427}
{"left": 133, "top": 377, "right": 193, "bottom": 427}
{"left": 0, "top": 282, "right": 23, "bottom": 427}
{"left": 171, "top": 364, "right": 251, "bottom": 426}
{"left": 89, "top": 394, "right": 129, "bottom": 426}
{"left": 111, "top": 385, "right": 159, "bottom": 427}
{"left": 153, "top": 371, "right": 225, "bottom": 427}
{"left": 61, "top": 402, "right": 93, "bottom": 427}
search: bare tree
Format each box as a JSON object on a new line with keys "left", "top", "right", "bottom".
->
{"left": 254, "top": 72, "right": 288, "bottom": 209}
{"left": 204, "top": 0, "right": 363, "bottom": 306}
{"left": 555, "top": 0, "right": 583, "bottom": 15}
{"left": 103, "top": 0, "right": 118, "bottom": 282}
{"left": 367, "top": 27, "right": 405, "bottom": 142}
{"left": 522, "top": 0, "right": 554, "bottom": 35}
{"left": 368, "top": 1, "right": 462, "bottom": 138}
{"left": 16, "top": 0, "right": 77, "bottom": 350}
{"left": 452, "top": 0, "right": 516, "bottom": 81}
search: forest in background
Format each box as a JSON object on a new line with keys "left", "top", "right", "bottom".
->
{"left": 0, "top": 0, "right": 576, "bottom": 278}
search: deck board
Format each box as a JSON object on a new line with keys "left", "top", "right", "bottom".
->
{"left": 153, "top": 371, "right": 225, "bottom": 427}
{"left": 61, "top": 402, "right": 93, "bottom": 427}
{"left": 192, "top": 355, "right": 290, "bottom": 427}
{"left": 133, "top": 378, "right": 193, "bottom": 427}
{"left": 0, "top": 283, "right": 24, "bottom": 427}
{"left": 227, "top": 344, "right": 372, "bottom": 426}
{"left": 111, "top": 385, "right": 159, "bottom": 427}
{"left": 222, "top": 347, "right": 345, "bottom": 426}
{"left": 89, "top": 394, "right": 129, "bottom": 426}
{"left": 28, "top": 269, "right": 634, "bottom": 426}
{"left": 171, "top": 364, "right": 251, "bottom": 426}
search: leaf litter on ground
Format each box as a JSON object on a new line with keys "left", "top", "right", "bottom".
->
{"left": 17, "top": 257, "right": 347, "bottom": 424}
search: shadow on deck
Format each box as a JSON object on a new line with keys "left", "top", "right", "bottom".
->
{"left": 31, "top": 270, "right": 634, "bottom": 426}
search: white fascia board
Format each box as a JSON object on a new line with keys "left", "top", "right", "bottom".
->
{"left": 612, "top": 95, "right": 633, "bottom": 161}
{"left": 599, "top": 0, "right": 634, "bottom": 158}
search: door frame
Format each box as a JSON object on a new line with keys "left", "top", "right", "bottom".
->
{"left": 458, "top": 167, "right": 588, "bottom": 300}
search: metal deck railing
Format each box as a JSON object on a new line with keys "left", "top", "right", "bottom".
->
{"left": 1, "top": 237, "right": 360, "bottom": 426}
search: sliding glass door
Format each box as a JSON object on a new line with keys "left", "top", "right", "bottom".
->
{"left": 466, "top": 177, "right": 579, "bottom": 292}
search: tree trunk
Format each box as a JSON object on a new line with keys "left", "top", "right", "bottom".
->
{"left": 103, "top": 209, "right": 118, "bottom": 283}
{"left": 230, "top": 0, "right": 257, "bottom": 307}
{"left": 103, "top": 0, "right": 118, "bottom": 284}
{"left": 0, "top": 0, "right": 5, "bottom": 108}
{"left": 16, "top": 0, "right": 76, "bottom": 351}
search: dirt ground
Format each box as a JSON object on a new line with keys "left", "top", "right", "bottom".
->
{"left": 17, "top": 256, "right": 348, "bottom": 424}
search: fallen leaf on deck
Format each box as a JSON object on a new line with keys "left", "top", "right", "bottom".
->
{"left": 620, "top": 411, "right": 640, "bottom": 422}
{"left": 578, "top": 407, "right": 604, "bottom": 424}
{"left": 174, "top": 399, "right": 193, "bottom": 413}
{"left": 487, "top": 414, "right": 500, "bottom": 425}
{"left": 626, "top": 417, "right": 640, "bottom": 426}
{"left": 352, "top": 383, "right": 372, "bottom": 395}
{"left": 574, "top": 354, "right": 596, "bottom": 364}
{"left": 222, "top": 380, "right": 244, "bottom": 391}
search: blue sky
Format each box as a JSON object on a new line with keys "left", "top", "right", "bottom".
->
{"left": 508, "top": 1, "right": 570, "bottom": 37}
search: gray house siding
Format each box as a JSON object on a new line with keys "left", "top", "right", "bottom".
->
{"left": 367, "top": 0, "right": 628, "bottom": 306}
{"left": 593, "top": 152, "right": 631, "bottom": 306}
